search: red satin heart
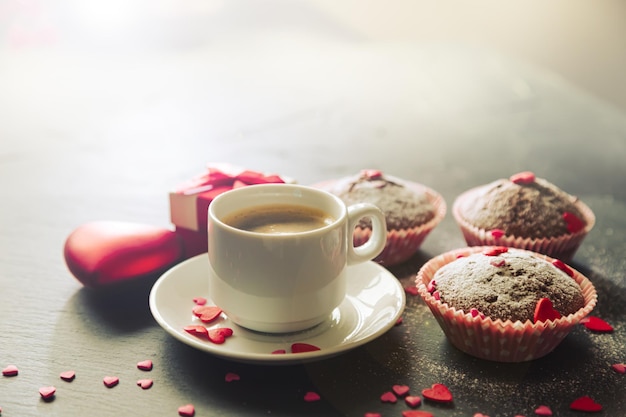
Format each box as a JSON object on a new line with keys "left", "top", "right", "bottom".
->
{"left": 184, "top": 325, "right": 208, "bottom": 338}
{"left": 563, "top": 211, "right": 585, "bottom": 233}
{"left": 421, "top": 383, "right": 453, "bottom": 403}
{"left": 137, "top": 360, "right": 153, "bottom": 371}
{"left": 533, "top": 298, "right": 561, "bottom": 323}
{"left": 225, "top": 372, "right": 240, "bottom": 382}
{"left": 510, "top": 171, "right": 536, "bottom": 184}
{"left": 612, "top": 363, "right": 626, "bottom": 374}
{"left": 178, "top": 404, "right": 195, "bottom": 417}
{"left": 570, "top": 396, "right": 602, "bottom": 412}
{"left": 64, "top": 221, "right": 184, "bottom": 287}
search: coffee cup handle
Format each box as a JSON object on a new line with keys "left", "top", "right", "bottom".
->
{"left": 346, "top": 203, "right": 387, "bottom": 265}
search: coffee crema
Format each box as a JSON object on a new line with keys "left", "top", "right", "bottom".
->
{"left": 222, "top": 204, "right": 335, "bottom": 234}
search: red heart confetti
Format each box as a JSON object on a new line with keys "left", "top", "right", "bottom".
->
{"left": 39, "top": 386, "right": 56, "bottom": 400}
{"left": 291, "top": 343, "right": 321, "bottom": 353}
{"left": 490, "top": 229, "right": 505, "bottom": 238}
{"left": 137, "top": 360, "right": 153, "bottom": 371}
{"left": 184, "top": 325, "right": 208, "bottom": 338}
{"left": 364, "top": 414, "right": 382, "bottom": 417}
{"left": 103, "top": 376, "right": 119, "bottom": 388}
{"left": 137, "top": 379, "right": 153, "bottom": 389}
{"left": 421, "top": 383, "right": 453, "bottom": 403}
{"left": 304, "top": 391, "right": 321, "bottom": 402}
{"left": 427, "top": 279, "right": 436, "bottom": 293}
{"left": 192, "top": 305, "right": 223, "bottom": 323}
{"left": 2, "top": 365, "right": 18, "bottom": 377}
{"left": 60, "top": 370, "right": 76, "bottom": 382}
{"left": 405, "top": 396, "right": 422, "bottom": 408}
{"left": 534, "top": 405, "right": 552, "bottom": 416}
{"left": 563, "top": 211, "right": 585, "bottom": 233}
{"left": 402, "top": 411, "right": 433, "bottom": 417}
{"left": 483, "top": 246, "right": 508, "bottom": 256}
{"left": 208, "top": 327, "right": 234, "bottom": 344}
{"left": 271, "top": 349, "right": 287, "bottom": 354}
{"left": 178, "top": 404, "right": 195, "bottom": 417}
{"left": 433, "top": 291, "right": 441, "bottom": 301}
{"left": 533, "top": 298, "right": 561, "bottom": 323}
{"left": 510, "top": 171, "right": 536, "bottom": 184}
{"left": 225, "top": 372, "right": 240, "bottom": 382}
{"left": 395, "top": 316, "right": 404, "bottom": 326}
{"left": 490, "top": 258, "right": 506, "bottom": 267}
{"left": 380, "top": 391, "right": 398, "bottom": 403}
{"left": 470, "top": 308, "right": 485, "bottom": 319}
{"left": 551, "top": 259, "right": 574, "bottom": 277}
{"left": 570, "top": 396, "right": 602, "bottom": 412}
{"left": 581, "top": 316, "right": 614, "bottom": 333}
{"left": 611, "top": 363, "right": 626, "bottom": 374}
{"left": 405, "top": 286, "right": 419, "bottom": 296}
{"left": 193, "top": 297, "right": 207, "bottom": 305}
{"left": 392, "top": 384, "right": 410, "bottom": 397}
{"left": 361, "top": 169, "right": 383, "bottom": 180}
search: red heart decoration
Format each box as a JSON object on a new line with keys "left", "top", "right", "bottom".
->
{"left": 534, "top": 405, "right": 552, "bottom": 416}
{"left": 364, "top": 414, "right": 382, "bottom": 417}
{"left": 291, "top": 343, "right": 321, "bottom": 353}
{"left": 405, "top": 286, "right": 419, "bottom": 296}
{"left": 510, "top": 171, "right": 536, "bottom": 184}
{"left": 103, "top": 376, "right": 119, "bottom": 388}
{"left": 421, "top": 383, "right": 453, "bottom": 403}
{"left": 2, "top": 365, "right": 19, "bottom": 376}
{"left": 304, "top": 392, "right": 321, "bottom": 402}
{"left": 271, "top": 349, "right": 286, "bottom": 354}
{"left": 137, "top": 379, "right": 153, "bottom": 389}
{"left": 184, "top": 325, "right": 208, "bottom": 338}
{"left": 178, "top": 404, "right": 195, "bottom": 417}
{"left": 392, "top": 384, "right": 410, "bottom": 397}
{"left": 533, "top": 298, "right": 561, "bottom": 323}
{"left": 611, "top": 363, "right": 626, "bottom": 374}
{"left": 482, "top": 246, "right": 508, "bottom": 256}
{"left": 192, "top": 306, "right": 223, "bottom": 323}
{"left": 39, "top": 386, "right": 56, "bottom": 400}
{"left": 581, "top": 316, "right": 614, "bottom": 332}
{"left": 137, "top": 360, "right": 153, "bottom": 371}
{"left": 402, "top": 411, "right": 433, "bottom": 417}
{"left": 380, "top": 391, "right": 397, "bottom": 403}
{"left": 208, "top": 327, "right": 234, "bottom": 344}
{"left": 570, "top": 396, "right": 602, "bottom": 412}
{"left": 563, "top": 211, "right": 585, "bottom": 233}
{"left": 405, "top": 396, "right": 422, "bottom": 408}
{"left": 225, "top": 372, "right": 240, "bottom": 382}
{"left": 192, "top": 297, "right": 207, "bottom": 305}
{"left": 64, "top": 221, "right": 184, "bottom": 287}
{"left": 551, "top": 259, "right": 574, "bottom": 277}
{"left": 60, "top": 370, "right": 76, "bottom": 382}
{"left": 490, "top": 229, "right": 505, "bottom": 238}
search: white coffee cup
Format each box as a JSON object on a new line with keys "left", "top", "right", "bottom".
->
{"left": 207, "top": 183, "right": 387, "bottom": 333}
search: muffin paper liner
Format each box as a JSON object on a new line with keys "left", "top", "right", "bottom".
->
{"left": 416, "top": 246, "right": 597, "bottom": 362}
{"left": 352, "top": 180, "right": 446, "bottom": 266}
{"left": 452, "top": 188, "right": 595, "bottom": 261}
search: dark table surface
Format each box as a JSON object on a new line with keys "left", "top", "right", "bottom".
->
{"left": 1, "top": 2, "right": 625, "bottom": 416}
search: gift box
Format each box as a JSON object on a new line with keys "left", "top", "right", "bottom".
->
{"left": 169, "top": 163, "right": 293, "bottom": 257}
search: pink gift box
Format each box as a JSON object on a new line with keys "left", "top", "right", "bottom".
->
{"left": 169, "top": 164, "right": 291, "bottom": 257}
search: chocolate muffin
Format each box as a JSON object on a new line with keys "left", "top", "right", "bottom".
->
{"left": 314, "top": 170, "right": 446, "bottom": 266}
{"left": 431, "top": 247, "right": 585, "bottom": 323}
{"left": 416, "top": 246, "right": 597, "bottom": 362}
{"left": 453, "top": 171, "right": 595, "bottom": 260}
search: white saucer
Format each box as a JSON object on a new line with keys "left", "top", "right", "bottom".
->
{"left": 149, "top": 254, "right": 405, "bottom": 365}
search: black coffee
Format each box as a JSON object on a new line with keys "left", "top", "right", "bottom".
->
{"left": 223, "top": 204, "right": 335, "bottom": 234}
